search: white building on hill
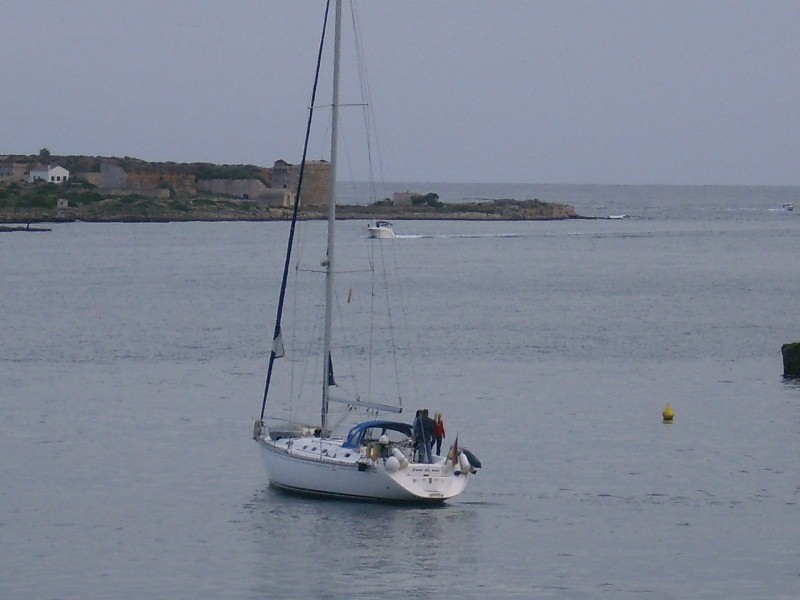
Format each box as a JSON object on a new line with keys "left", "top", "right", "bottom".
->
{"left": 29, "top": 165, "right": 70, "bottom": 184}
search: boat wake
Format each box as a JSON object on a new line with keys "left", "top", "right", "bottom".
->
{"left": 389, "top": 233, "right": 536, "bottom": 240}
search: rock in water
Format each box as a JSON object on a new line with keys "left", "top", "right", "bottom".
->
{"left": 781, "top": 343, "right": 800, "bottom": 377}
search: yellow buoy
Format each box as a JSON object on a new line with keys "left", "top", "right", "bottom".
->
{"left": 662, "top": 403, "right": 674, "bottom": 423}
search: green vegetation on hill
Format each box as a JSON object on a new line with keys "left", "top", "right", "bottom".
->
{"left": 1, "top": 179, "right": 103, "bottom": 209}
{"left": 3, "top": 152, "right": 270, "bottom": 182}
{"left": 411, "top": 192, "right": 444, "bottom": 208}
{"left": 0, "top": 176, "right": 285, "bottom": 222}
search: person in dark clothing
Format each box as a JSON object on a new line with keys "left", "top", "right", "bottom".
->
{"left": 419, "top": 408, "right": 435, "bottom": 463}
{"left": 412, "top": 409, "right": 423, "bottom": 461}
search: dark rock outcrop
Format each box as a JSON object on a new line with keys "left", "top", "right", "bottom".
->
{"left": 781, "top": 343, "right": 800, "bottom": 377}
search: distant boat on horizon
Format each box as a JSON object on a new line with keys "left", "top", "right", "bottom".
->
{"left": 0, "top": 224, "right": 52, "bottom": 232}
{"left": 367, "top": 220, "right": 396, "bottom": 239}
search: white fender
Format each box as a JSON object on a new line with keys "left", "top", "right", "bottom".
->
{"left": 458, "top": 452, "right": 471, "bottom": 473}
{"left": 384, "top": 455, "right": 401, "bottom": 473}
{"left": 391, "top": 447, "right": 409, "bottom": 468}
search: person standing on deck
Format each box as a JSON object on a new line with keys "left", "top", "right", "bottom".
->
{"left": 412, "top": 409, "right": 423, "bottom": 461}
{"left": 432, "top": 413, "right": 446, "bottom": 456}
{"left": 419, "top": 409, "right": 435, "bottom": 463}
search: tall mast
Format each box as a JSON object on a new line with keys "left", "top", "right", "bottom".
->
{"left": 321, "top": 0, "right": 342, "bottom": 435}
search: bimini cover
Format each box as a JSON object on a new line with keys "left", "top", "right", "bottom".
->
{"left": 342, "top": 420, "right": 413, "bottom": 448}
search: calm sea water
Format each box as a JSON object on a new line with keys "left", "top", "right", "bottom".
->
{"left": 2, "top": 184, "right": 799, "bottom": 599}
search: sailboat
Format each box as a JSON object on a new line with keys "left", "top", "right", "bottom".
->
{"left": 252, "top": 0, "right": 479, "bottom": 502}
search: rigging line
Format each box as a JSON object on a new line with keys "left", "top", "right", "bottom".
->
{"left": 311, "top": 102, "right": 367, "bottom": 109}
{"left": 261, "top": 0, "right": 332, "bottom": 421}
{"left": 338, "top": 123, "right": 359, "bottom": 188}
{"left": 389, "top": 239, "right": 422, "bottom": 404}
{"left": 368, "top": 239, "right": 376, "bottom": 399}
{"left": 332, "top": 284, "right": 361, "bottom": 400}
{"left": 276, "top": 267, "right": 325, "bottom": 429}
{"left": 288, "top": 263, "right": 310, "bottom": 424}
{"left": 298, "top": 289, "right": 325, "bottom": 426}
{"left": 296, "top": 267, "right": 373, "bottom": 274}
{"left": 366, "top": 239, "right": 377, "bottom": 411}
{"left": 346, "top": 0, "right": 393, "bottom": 402}
{"left": 377, "top": 236, "right": 418, "bottom": 405}
{"left": 348, "top": 0, "right": 384, "bottom": 202}
{"left": 265, "top": 241, "right": 318, "bottom": 425}
{"left": 288, "top": 264, "right": 298, "bottom": 423}
{"left": 375, "top": 236, "right": 404, "bottom": 409}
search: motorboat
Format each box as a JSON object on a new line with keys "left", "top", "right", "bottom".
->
{"left": 367, "top": 220, "right": 396, "bottom": 239}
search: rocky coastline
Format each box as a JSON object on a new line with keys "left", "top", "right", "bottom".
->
{"left": 1, "top": 153, "right": 584, "bottom": 224}
{"left": 0, "top": 197, "right": 583, "bottom": 225}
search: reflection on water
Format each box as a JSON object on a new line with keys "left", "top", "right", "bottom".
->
{"left": 248, "top": 486, "right": 486, "bottom": 598}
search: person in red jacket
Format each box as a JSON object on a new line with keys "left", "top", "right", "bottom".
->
{"left": 432, "top": 412, "right": 446, "bottom": 456}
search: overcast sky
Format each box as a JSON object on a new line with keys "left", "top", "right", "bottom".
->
{"left": 2, "top": 1, "right": 799, "bottom": 185}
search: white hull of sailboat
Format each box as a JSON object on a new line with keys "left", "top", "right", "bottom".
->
{"left": 255, "top": 435, "right": 470, "bottom": 502}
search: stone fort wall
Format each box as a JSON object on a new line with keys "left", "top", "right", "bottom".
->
{"left": 94, "top": 160, "right": 330, "bottom": 206}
